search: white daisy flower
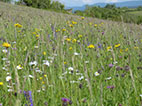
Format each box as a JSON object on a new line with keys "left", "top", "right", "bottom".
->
{"left": 29, "top": 61, "right": 38, "bottom": 66}
{"left": 74, "top": 52, "right": 79, "bottom": 56}
{"left": 85, "top": 61, "right": 89, "bottom": 64}
{"left": 16, "top": 65, "right": 23, "bottom": 70}
{"left": 2, "top": 49, "right": 8, "bottom": 53}
{"left": 29, "top": 75, "right": 34, "bottom": 78}
{"left": 34, "top": 46, "right": 39, "bottom": 48}
{"left": 6, "top": 76, "right": 12, "bottom": 82}
{"left": 68, "top": 67, "right": 74, "bottom": 71}
{"left": 43, "top": 60, "right": 50, "bottom": 66}
{"left": 8, "top": 89, "right": 13, "bottom": 92}
{"left": 94, "top": 72, "right": 100, "bottom": 76}
{"left": 78, "top": 76, "right": 84, "bottom": 80}
{"left": 106, "top": 77, "right": 112, "bottom": 80}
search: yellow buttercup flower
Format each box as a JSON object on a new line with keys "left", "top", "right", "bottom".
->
{"left": 125, "top": 48, "right": 128, "bottom": 52}
{"left": 66, "top": 38, "right": 71, "bottom": 42}
{"left": 134, "top": 47, "right": 139, "bottom": 49}
{"left": 2, "top": 42, "right": 11, "bottom": 48}
{"left": 36, "top": 35, "right": 40, "bottom": 38}
{"left": 62, "top": 29, "right": 66, "bottom": 32}
{"left": 88, "top": 44, "right": 95, "bottom": 49}
{"left": 32, "top": 32, "right": 37, "bottom": 35}
{"left": 14, "top": 23, "right": 22, "bottom": 28}
{"left": 43, "top": 52, "right": 46, "bottom": 55}
{"left": 0, "top": 82, "right": 3, "bottom": 86}
{"left": 69, "top": 24, "right": 73, "bottom": 27}
{"left": 44, "top": 75, "right": 47, "bottom": 77}
{"left": 107, "top": 46, "right": 112, "bottom": 51}
{"left": 64, "top": 62, "right": 67, "bottom": 64}
{"left": 81, "top": 17, "right": 85, "bottom": 20}
{"left": 72, "top": 21, "right": 77, "bottom": 25}
{"left": 72, "top": 39, "right": 77, "bottom": 43}
{"left": 42, "top": 81, "right": 45, "bottom": 84}
{"left": 94, "top": 24, "right": 98, "bottom": 27}
{"left": 78, "top": 34, "right": 83, "bottom": 38}
{"left": 39, "top": 77, "right": 43, "bottom": 80}
{"left": 115, "top": 44, "right": 120, "bottom": 48}
{"left": 69, "top": 47, "right": 73, "bottom": 50}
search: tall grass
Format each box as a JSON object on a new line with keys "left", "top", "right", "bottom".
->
{"left": 0, "top": 2, "right": 142, "bottom": 106}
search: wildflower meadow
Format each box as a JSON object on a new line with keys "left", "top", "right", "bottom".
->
{"left": 0, "top": 2, "right": 142, "bottom": 106}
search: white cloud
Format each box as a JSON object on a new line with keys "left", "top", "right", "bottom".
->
{"left": 106, "top": 0, "right": 118, "bottom": 3}
{"left": 82, "top": 0, "right": 93, "bottom": 4}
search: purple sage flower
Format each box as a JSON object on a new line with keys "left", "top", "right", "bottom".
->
{"left": 24, "top": 91, "right": 33, "bottom": 106}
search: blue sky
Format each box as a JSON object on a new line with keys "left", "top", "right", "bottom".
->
{"left": 56, "top": 0, "right": 138, "bottom": 7}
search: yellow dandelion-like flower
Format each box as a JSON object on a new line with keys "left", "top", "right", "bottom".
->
{"left": 69, "top": 24, "right": 73, "bottom": 27}
{"left": 56, "top": 29, "right": 60, "bottom": 32}
{"left": 125, "top": 48, "right": 128, "bottom": 52}
{"left": 32, "top": 32, "right": 37, "bottom": 35}
{"left": 72, "top": 21, "right": 77, "bottom": 25}
{"left": 81, "top": 17, "right": 85, "bottom": 20}
{"left": 43, "top": 52, "right": 46, "bottom": 55}
{"left": 134, "top": 47, "right": 139, "bottom": 49}
{"left": 94, "top": 24, "right": 98, "bottom": 27}
{"left": 44, "top": 75, "right": 47, "bottom": 77}
{"left": 39, "top": 77, "right": 43, "bottom": 80}
{"left": 42, "top": 81, "right": 45, "bottom": 84}
{"left": 14, "top": 23, "right": 22, "bottom": 28}
{"left": 107, "top": 46, "right": 112, "bottom": 51}
{"left": 66, "top": 38, "right": 71, "bottom": 42}
{"left": 78, "top": 34, "right": 83, "bottom": 38}
{"left": 72, "top": 39, "right": 77, "bottom": 43}
{"left": 2, "top": 42, "right": 11, "bottom": 48}
{"left": 0, "top": 82, "right": 3, "bottom": 86}
{"left": 64, "top": 62, "right": 67, "bottom": 64}
{"left": 62, "top": 29, "right": 66, "bottom": 32}
{"left": 88, "top": 44, "right": 95, "bottom": 49}
{"left": 69, "top": 47, "right": 73, "bottom": 50}
{"left": 115, "top": 44, "right": 120, "bottom": 48}
{"left": 36, "top": 35, "right": 40, "bottom": 38}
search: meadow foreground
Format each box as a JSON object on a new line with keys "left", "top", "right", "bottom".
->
{"left": 0, "top": 2, "right": 142, "bottom": 106}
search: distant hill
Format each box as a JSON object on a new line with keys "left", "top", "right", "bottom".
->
{"left": 66, "top": 0, "right": 142, "bottom": 12}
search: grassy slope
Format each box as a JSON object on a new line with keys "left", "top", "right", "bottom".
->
{"left": 128, "top": 11, "right": 142, "bottom": 16}
{"left": 0, "top": 2, "right": 142, "bottom": 106}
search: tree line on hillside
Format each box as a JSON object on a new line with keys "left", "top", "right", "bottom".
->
{"left": 0, "top": 0, "right": 65, "bottom": 11}
{"left": 74, "top": 4, "right": 142, "bottom": 24}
